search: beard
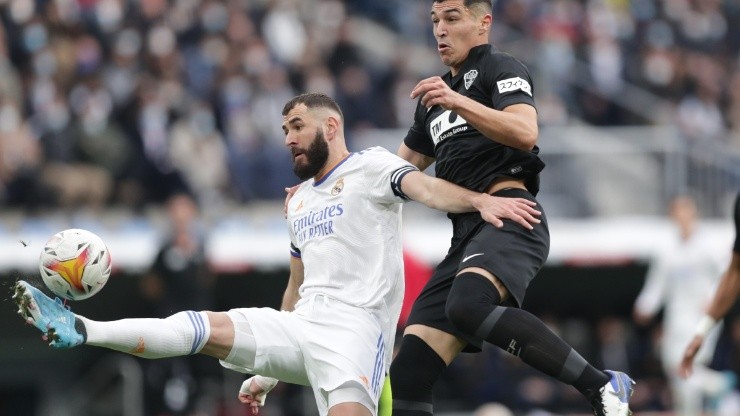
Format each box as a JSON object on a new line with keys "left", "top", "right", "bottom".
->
{"left": 292, "top": 129, "right": 329, "bottom": 180}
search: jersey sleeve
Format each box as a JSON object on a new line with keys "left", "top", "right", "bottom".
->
{"left": 289, "top": 242, "right": 301, "bottom": 258}
{"left": 360, "top": 147, "right": 419, "bottom": 204}
{"left": 734, "top": 192, "right": 740, "bottom": 253}
{"left": 634, "top": 250, "right": 670, "bottom": 317}
{"left": 287, "top": 219, "right": 301, "bottom": 258}
{"left": 286, "top": 192, "right": 303, "bottom": 258}
{"left": 484, "top": 53, "right": 536, "bottom": 111}
{"left": 402, "top": 101, "right": 435, "bottom": 157}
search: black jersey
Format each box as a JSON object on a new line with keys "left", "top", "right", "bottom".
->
{"left": 404, "top": 44, "right": 545, "bottom": 195}
{"left": 734, "top": 192, "right": 740, "bottom": 253}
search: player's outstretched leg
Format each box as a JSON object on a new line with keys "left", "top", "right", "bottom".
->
{"left": 588, "top": 370, "right": 635, "bottom": 416}
{"left": 13, "top": 280, "right": 85, "bottom": 348}
{"left": 445, "top": 273, "right": 635, "bottom": 415}
{"left": 15, "top": 279, "right": 217, "bottom": 360}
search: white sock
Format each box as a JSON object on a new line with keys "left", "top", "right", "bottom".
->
{"left": 78, "top": 311, "right": 210, "bottom": 359}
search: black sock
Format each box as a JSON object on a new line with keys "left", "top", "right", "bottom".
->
{"left": 445, "top": 272, "right": 609, "bottom": 395}
{"left": 390, "top": 335, "right": 447, "bottom": 415}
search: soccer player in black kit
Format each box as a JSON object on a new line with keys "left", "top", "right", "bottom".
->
{"left": 389, "top": 2, "right": 635, "bottom": 416}
{"left": 680, "top": 192, "right": 740, "bottom": 378}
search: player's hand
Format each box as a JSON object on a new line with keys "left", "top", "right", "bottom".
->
{"left": 473, "top": 195, "right": 541, "bottom": 230}
{"left": 238, "top": 375, "right": 278, "bottom": 415}
{"left": 284, "top": 185, "right": 299, "bottom": 217}
{"left": 679, "top": 335, "right": 704, "bottom": 378}
{"left": 633, "top": 310, "right": 653, "bottom": 327}
{"left": 410, "top": 76, "right": 461, "bottom": 110}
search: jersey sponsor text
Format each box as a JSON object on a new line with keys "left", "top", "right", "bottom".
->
{"left": 292, "top": 203, "right": 344, "bottom": 243}
{"left": 430, "top": 110, "right": 469, "bottom": 145}
{"left": 497, "top": 77, "right": 532, "bottom": 96}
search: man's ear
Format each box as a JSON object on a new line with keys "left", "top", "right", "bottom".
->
{"left": 325, "top": 115, "right": 340, "bottom": 140}
{"left": 480, "top": 14, "right": 492, "bottom": 35}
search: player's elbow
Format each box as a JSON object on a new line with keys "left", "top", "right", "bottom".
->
{"left": 517, "top": 126, "right": 538, "bottom": 151}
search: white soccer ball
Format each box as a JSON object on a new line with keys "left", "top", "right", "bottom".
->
{"left": 39, "top": 228, "right": 112, "bottom": 301}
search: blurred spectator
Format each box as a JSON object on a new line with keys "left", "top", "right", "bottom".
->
{"left": 473, "top": 402, "right": 515, "bottom": 416}
{"left": 0, "top": 24, "right": 22, "bottom": 104}
{"left": 0, "top": 98, "right": 44, "bottom": 209}
{"left": 141, "top": 192, "right": 213, "bottom": 318}
{"left": 139, "top": 192, "right": 220, "bottom": 416}
{"left": 125, "top": 76, "right": 189, "bottom": 205}
{"left": 35, "top": 87, "right": 115, "bottom": 211}
{"left": 676, "top": 53, "right": 727, "bottom": 143}
{"left": 594, "top": 316, "right": 634, "bottom": 374}
{"left": 728, "top": 69, "right": 740, "bottom": 149}
{"left": 168, "top": 101, "right": 228, "bottom": 208}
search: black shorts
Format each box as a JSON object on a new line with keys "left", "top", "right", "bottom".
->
{"left": 405, "top": 188, "right": 550, "bottom": 352}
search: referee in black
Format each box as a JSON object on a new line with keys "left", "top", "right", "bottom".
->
{"left": 389, "top": 2, "right": 634, "bottom": 416}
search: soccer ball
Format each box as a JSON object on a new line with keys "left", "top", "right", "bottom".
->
{"left": 39, "top": 228, "right": 112, "bottom": 301}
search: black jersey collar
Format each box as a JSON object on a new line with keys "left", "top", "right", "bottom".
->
{"left": 445, "top": 44, "right": 493, "bottom": 88}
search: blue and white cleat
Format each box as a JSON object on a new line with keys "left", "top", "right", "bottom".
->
{"left": 13, "top": 280, "right": 85, "bottom": 348}
{"left": 590, "top": 370, "right": 635, "bottom": 416}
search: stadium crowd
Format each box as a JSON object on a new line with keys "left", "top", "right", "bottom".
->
{"left": 1, "top": 0, "right": 740, "bottom": 212}
{"left": 1, "top": 0, "right": 740, "bottom": 415}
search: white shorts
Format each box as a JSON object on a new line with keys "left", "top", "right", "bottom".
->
{"left": 222, "top": 295, "right": 390, "bottom": 415}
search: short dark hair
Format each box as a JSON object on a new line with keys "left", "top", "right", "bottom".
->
{"left": 433, "top": 0, "right": 492, "bottom": 14}
{"left": 282, "top": 93, "right": 344, "bottom": 121}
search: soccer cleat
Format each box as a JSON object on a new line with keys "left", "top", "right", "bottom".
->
{"left": 13, "top": 280, "right": 85, "bottom": 348}
{"left": 589, "top": 370, "right": 635, "bottom": 416}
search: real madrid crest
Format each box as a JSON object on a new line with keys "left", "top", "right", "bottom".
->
{"left": 331, "top": 178, "right": 344, "bottom": 196}
{"left": 464, "top": 69, "right": 478, "bottom": 90}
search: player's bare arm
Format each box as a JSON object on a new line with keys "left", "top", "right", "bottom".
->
{"left": 410, "top": 76, "right": 538, "bottom": 151}
{"left": 281, "top": 255, "right": 304, "bottom": 311}
{"left": 398, "top": 142, "right": 435, "bottom": 171}
{"left": 399, "top": 170, "right": 541, "bottom": 229}
{"left": 680, "top": 252, "right": 740, "bottom": 377}
{"left": 704, "top": 253, "right": 740, "bottom": 321}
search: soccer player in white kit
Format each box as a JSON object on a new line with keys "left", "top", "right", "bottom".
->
{"left": 679, "top": 191, "right": 740, "bottom": 402}
{"left": 634, "top": 195, "right": 731, "bottom": 416}
{"left": 14, "top": 93, "right": 541, "bottom": 416}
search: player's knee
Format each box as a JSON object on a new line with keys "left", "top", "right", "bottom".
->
{"left": 199, "top": 311, "right": 236, "bottom": 357}
{"left": 390, "top": 335, "right": 446, "bottom": 399}
{"left": 445, "top": 272, "right": 502, "bottom": 335}
{"left": 389, "top": 349, "right": 417, "bottom": 392}
{"left": 444, "top": 297, "right": 476, "bottom": 335}
{"left": 327, "top": 381, "right": 374, "bottom": 416}
{"left": 164, "top": 310, "right": 211, "bottom": 355}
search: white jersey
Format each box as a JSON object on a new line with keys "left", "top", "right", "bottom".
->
{"left": 219, "top": 149, "right": 418, "bottom": 415}
{"left": 286, "top": 146, "right": 417, "bottom": 329}
{"left": 634, "top": 228, "right": 726, "bottom": 366}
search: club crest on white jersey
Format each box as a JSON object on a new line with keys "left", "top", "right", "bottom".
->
{"left": 497, "top": 77, "right": 532, "bottom": 96}
{"left": 430, "top": 110, "right": 469, "bottom": 146}
{"left": 331, "top": 178, "right": 345, "bottom": 196}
